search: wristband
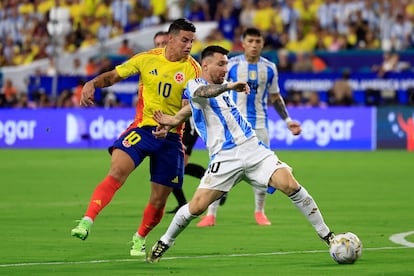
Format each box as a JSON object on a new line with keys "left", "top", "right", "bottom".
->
{"left": 285, "top": 117, "right": 292, "bottom": 124}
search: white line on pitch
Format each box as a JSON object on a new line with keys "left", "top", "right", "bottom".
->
{"left": 0, "top": 246, "right": 412, "bottom": 268}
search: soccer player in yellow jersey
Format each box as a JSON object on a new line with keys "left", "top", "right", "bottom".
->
{"left": 71, "top": 18, "right": 201, "bottom": 257}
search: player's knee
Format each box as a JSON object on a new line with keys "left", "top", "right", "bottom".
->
{"left": 270, "top": 168, "right": 300, "bottom": 195}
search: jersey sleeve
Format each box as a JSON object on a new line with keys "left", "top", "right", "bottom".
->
{"left": 187, "top": 78, "right": 207, "bottom": 103}
{"left": 268, "top": 62, "right": 280, "bottom": 94}
{"left": 115, "top": 54, "right": 141, "bottom": 79}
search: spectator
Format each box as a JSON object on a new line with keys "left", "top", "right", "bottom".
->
{"left": 310, "top": 52, "right": 328, "bottom": 73}
{"left": 239, "top": 0, "right": 256, "bottom": 28}
{"left": 14, "top": 92, "right": 37, "bottom": 108}
{"left": 252, "top": 0, "right": 277, "bottom": 32}
{"left": 276, "top": 48, "right": 293, "bottom": 73}
{"left": 72, "top": 78, "right": 86, "bottom": 106}
{"left": 286, "top": 90, "right": 304, "bottom": 107}
{"left": 166, "top": 0, "right": 185, "bottom": 21}
{"left": 111, "top": 0, "right": 132, "bottom": 29}
{"left": 389, "top": 12, "right": 413, "bottom": 51}
{"left": 187, "top": 1, "right": 207, "bottom": 22}
{"left": 56, "top": 89, "right": 74, "bottom": 108}
{"left": 118, "top": 38, "right": 134, "bottom": 57}
{"left": 304, "top": 91, "right": 327, "bottom": 108}
{"left": 103, "top": 91, "right": 119, "bottom": 108}
{"left": 217, "top": 6, "right": 239, "bottom": 41}
{"left": 85, "top": 57, "right": 98, "bottom": 76}
{"left": 280, "top": 0, "right": 300, "bottom": 42}
{"left": 96, "top": 16, "right": 112, "bottom": 43}
{"left": 2, "top": 78, "right": 18, "bottom": 105}
{"left": 329, "top": 70, "right": 354, "bottom": 106}
{"left": 66, "top": 57, "right": 85, "bottom": 76}
{"left": 292, "top": 51, "right": 313, "bottom": 73}
{"left": 45, "top": 57, "right": 57, "bottom": 76}
{"left": 372, "top": 52, "right": 410, "bottom": 78}
{"left": 97, "top": 56, "right": 114, "bottom": 74}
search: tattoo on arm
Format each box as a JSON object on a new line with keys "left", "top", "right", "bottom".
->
{"left": 272, "top": 94, "right": 289, "bottom": 120}
{"left": 92, "top": 72, "right": 118, "bottom": 88}
{"left": 194, "top": 84, "right": 228, "bottom": 98}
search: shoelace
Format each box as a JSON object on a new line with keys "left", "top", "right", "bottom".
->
{"left": 153, "top": 242, "right": 168, "bottom": 257}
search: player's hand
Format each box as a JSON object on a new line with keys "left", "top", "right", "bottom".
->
{"left": 287, "top": 120, "right": 302, "bottom": 136}
{"left": 152, "top": 125, "right": 170, "bottom": 139}
{"left": 153, "top": 110, "right": 178, "bottom": 126}
{"left": 79, "top": 82, "right": 95, "bottom": 107}
{"left": 228, "top": 81, "right": 250, "bottom": 94}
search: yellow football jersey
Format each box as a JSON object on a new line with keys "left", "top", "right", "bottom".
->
{"left": 116, "top": 48, "right": 201, "bottom": 133}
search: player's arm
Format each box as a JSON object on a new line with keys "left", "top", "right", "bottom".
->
{"left": 194, "top": 81, "right": 250, "bottom": 98}
{"left": 152, "top": 105, "right": 193, "bottom": 138}
{"left": 80, "top": 69, "right": 124, "bottom": 106}
{"left": 270, "top": 93, "right": 301, "bottom": 136}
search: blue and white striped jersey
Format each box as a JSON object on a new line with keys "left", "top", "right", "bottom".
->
{"left": 185, "top": 78, "right": 255, "bottom": 157}
{"left": 227, "top": 54, "right": 280, "bottom": 130}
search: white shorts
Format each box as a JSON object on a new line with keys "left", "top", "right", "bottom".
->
{"left": 198, "top": 137, "right": 291, "bottom": 193}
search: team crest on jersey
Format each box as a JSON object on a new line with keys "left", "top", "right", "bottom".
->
{"left": 174, "top": 72, "right": 185, "bottom": 83}
{"left": 122, "top": 140, "right": 132, "bottom": 148}
{"left": 248, "top": 70, "right": 257, "bottom": 80}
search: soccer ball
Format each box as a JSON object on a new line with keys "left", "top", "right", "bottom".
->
{"left": 329, "top": 232, "right": 362, "bottom": 264}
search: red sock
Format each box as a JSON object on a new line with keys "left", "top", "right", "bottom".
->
{"left": 137, "top": 203, "right": 164, "bottom": 237}
{"left": 84, "top": 175, "right": 122, "bottom": 220}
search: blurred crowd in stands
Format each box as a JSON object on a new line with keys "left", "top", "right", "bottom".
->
{"left": 1, "top": 0, "right": 414, "bottom": 108}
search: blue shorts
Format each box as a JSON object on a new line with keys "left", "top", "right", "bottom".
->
{"left": 109, "top": 126, "right": 184, "bottom": 188}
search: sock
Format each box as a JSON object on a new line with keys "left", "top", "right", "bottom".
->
{"left": 253, "top": 187, "right": 267, "bottom": 213}
{"left": 84, "top": 175, "right": 122, "bottom": 220}
{"left": 289, "top": 186, "right": 330, "bottom": 238}
{"left": 185, "top": 163, "right": 206, "bottom": 179}
{"left": 206, "top": 199, "right": 220, "bottom": 216}
{"left": 137, "top": 203, "right": 164, "bottom": 237}
{"left": 160, "top": 203, "right": 198, "bottom": 246}
{"left": 172, "top": 188, "right": 187, "bottom": 206}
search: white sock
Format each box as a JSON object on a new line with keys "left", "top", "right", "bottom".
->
{"left": 206, "top": 199, "right": 220, "bottom": 216}
{"left": 253, "top": 187, "right": 267, "bottom": 213}
{"left": 82, "top": 216, "right": 93, "bottom": 224}
{"left": 289, "top": 186, "right": 330, "bottom": 238}
{"left": 160, "top": 203, "right": 198, "bottom": 246}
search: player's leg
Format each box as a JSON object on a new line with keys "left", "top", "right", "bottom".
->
{"left": 196, "top": 198, "right": 220, "bottom": 227}
{"left": 253, "top": 129, "right": 271, "bottom": 225}
{"left": 268, "top": 167, "right": 333, "bottom": 244}
{"left": 131, "top": 181, "right": 172, "bottom": 256}
{"left": 166, "top": 188, "right": 187, "bottom": 214}
{"left": 131, "top": 132, "right": 184, "bottom": 256}
{"left": 148, "top": 150, "right": 241, "bottom": 262}
{"left": 71, "top": 148, "right": 135, "bottom": 240}
{"left": 253, "top": 187, "right": 271, "bottom": 225}
{"left": 185, "top": 162, "right": 206, "bottom": 178}
{"left": 147, "top": 188, "right": 224, "bottom": 262}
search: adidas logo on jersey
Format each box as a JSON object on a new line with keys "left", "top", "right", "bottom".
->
{"left": 149, "top": 69, "right": 158, "bottom": 75}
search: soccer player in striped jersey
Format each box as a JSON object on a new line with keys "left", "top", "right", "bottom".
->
{"left": 197, "top": 27, "right": 292, "bottom": 227}
{"left": 147, "top": 45, "right": 333, "bottom": 262}
{"left": 70, "top": 18, "right": 201, "bottom": 257}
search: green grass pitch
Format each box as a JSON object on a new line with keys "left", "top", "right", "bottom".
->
{"left": 0, "top": 149, "right": 413, "bottom": 275}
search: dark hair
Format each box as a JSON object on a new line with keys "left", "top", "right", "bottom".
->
{"left": 168, "top": 18, "right": 196, "bottom": 35}
{"left": 201, "top": 45, "right": 229, "bottom": 60}
{"left": 242, "top": 27, "right": 262, "bottom": 39}
{"left": 153, "top": 31, "right": 168, "bottom": 40}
